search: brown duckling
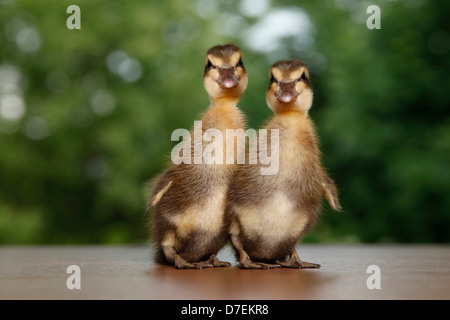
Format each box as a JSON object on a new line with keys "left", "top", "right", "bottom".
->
{"left": 148, "top": 44, "right": 248, "bottom": 268}
{"left": 226, "top": 60, "right": 341, "bottom": 269}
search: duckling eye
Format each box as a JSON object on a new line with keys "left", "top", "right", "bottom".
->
{"left": 236, "top": 58, "right": 243, "bottom": 68}
{"left": 204, "top": 60, "right": 216, "bottom": 75}
{"left": 270, "top": 74, "right": 276, "bottom": 84}
{"left": 298, "top": 72, "right": 307, "bottom": 82}
{"left": 206, "top": 60, "right": 214, "bottom": 70}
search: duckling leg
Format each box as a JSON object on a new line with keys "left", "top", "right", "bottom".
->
{"left": 162, "top": 245, "right": 201, "bottom": 269}
{"left": 231, "top": 235, "right": 279, "bottom": 269}
{"left": 276, "top": 248, "right": 320, "bottom": 269}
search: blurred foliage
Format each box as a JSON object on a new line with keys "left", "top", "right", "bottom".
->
{"left": 0, "top": 0, "right": 448, "bottom": 244}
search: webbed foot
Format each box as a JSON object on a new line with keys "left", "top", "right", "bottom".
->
{"left": 240, "top": 257, "right": 279, "bottom": 269}
{"left": 276, "top": 250, "right": 320, "bottom": 269}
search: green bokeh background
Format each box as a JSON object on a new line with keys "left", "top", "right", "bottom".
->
{"left": 0, "top": 0, "right": 448, "bottom": 244}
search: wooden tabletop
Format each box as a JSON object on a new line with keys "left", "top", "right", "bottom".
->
{"left": 0, "top": 245, "right": 449, "bottom": 300}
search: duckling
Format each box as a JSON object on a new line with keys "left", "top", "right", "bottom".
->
{"left": 148, "top": 44, "right": 248, "bottom": 268}
{"left": 225, "top": 60, "right": 341, "bottom": 269}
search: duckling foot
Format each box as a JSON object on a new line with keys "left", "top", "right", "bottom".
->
{"left": 174, "top": 254, "right": 231, "bottom": 269}
{"left": 240, "top": 257, "right": 279, "bottom": 269}
{"left": 276, "top": 259, "right": 320, "bottom": 269}
{"left": 174, "top": 254, "right": 203, "bottom": 269}
{"left": 208, "top": 254, "right": 232, "bottom": 268}
{"left": 192, "top": 260, "right": 214, "bottom": 269}
{"left": 276, "top": 251, "right": 320, "bottom": 269}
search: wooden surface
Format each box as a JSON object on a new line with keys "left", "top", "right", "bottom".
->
{"left": 0, "top": 245, "right": 449, "bottom": 300}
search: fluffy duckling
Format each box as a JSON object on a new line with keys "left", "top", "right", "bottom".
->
{"left": 225, "top": 60, "right": 341, "bottom": 269}
{"left": 148, "top": 44, "right": 248, "bottom": 268}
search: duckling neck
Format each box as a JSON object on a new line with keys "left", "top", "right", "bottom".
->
{"left": 272, "top": 110, "right": 316, "bottom": 140}
{"left": 203, "top": 96, "right": 243, "bottom": 131}
{"left": 209, "top": 96, "right": 240, "bottom": 110}
{"left": 276, "top": 110, "right": 309, "bottom": 126}
{"left": 273, "top": 110, "right": 320, "bottom": 163}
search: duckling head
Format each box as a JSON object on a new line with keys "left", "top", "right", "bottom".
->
{"left": 266, "top": 60, "right": 313, "bottom": 113}
{"left": 203, "top": 44, "right": 248, "bottom": 102}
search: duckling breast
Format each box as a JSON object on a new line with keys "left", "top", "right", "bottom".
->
{"left": 234, "top": 191, "right": 310, "bottom": 258}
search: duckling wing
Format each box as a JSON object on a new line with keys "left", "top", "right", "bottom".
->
{"left": 322, "top": 174, "right": 342, "bottom": 212}
{"left": 147, "top": 171, "right": 173, "bottom": 210}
